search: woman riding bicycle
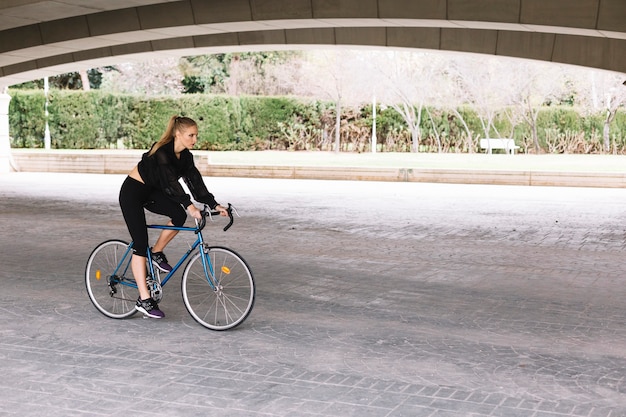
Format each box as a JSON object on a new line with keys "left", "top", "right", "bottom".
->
{"left": 119, "top": 115, "right": 228, "bottom": 319}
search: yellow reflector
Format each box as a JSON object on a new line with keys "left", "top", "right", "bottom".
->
{"left": 221, "top": 266, "right": 231, "bottom": 274}
{"left": 96, "top": 270, "right": 101, "bottom": 280}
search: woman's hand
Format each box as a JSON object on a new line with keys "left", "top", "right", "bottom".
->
{"left": 214, "top": 204, "right": 229, "bottom": 217}
{"left": 187, "top": 204, "right": 202, "bottom": 220}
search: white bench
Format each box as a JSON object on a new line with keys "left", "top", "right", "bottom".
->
{"left": 480, "top": 138, "right": 520, "bottom": 154}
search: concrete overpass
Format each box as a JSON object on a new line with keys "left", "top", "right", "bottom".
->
{"left": 0, "top": 0, "right": 625, "bottom": 87}
{"left": 0, "top": 0, "right": 625, "bottom": 172}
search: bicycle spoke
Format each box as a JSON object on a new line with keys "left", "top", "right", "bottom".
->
{"left": 182, "top": 247, "right": 255, "bottom": 330}
{"left": 85, "top": 240, "right": 138, "bottom": 319}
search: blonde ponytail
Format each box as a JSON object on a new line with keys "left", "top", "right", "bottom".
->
{"left": 149, "top": 115, "right": 197, "bottom": 156}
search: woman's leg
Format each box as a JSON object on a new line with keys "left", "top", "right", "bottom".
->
{"left": 131, "top": 254, "right": 151, "bottom": 300}
{"left": 152, "top": 224, "right": 179, "bottom": 253}
{"left": 119, "top": 177, "right": 153, "bottom": 298}
{"left": 132, "top": 252, "right": 164, "bottom": 318}
{"left": 145, "top": 191, "right": 187, "bottom": 253}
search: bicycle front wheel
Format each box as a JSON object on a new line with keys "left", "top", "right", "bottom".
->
{"left": 182, "top": 246, "right": 255, "bottom": 330}
{"left": 85, "top": 239, "right": 138, "bottom": 319}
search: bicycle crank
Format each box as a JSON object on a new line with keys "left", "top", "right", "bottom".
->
{"left": 147, "top": 279, "right": 163, "bottom": 302}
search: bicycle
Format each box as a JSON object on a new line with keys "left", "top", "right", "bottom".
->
{"left": 85, "top": 204, "right": 255, "bottom": 331}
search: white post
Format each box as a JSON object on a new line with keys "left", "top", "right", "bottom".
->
{"left": 371, "top": 95, "right": 377, "bottom": 153}
{"left": 44, "top": 77, "right": 51, "bottom": 149}
{"left": 0, "top": 92, "right": 12, "bottom": 173}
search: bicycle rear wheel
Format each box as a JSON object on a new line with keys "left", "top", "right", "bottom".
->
{"left": 85, "top": 239, "right": 138, "bottom": 319}
{"left": 182, "top": 246, "right": 255, "bottom": 330}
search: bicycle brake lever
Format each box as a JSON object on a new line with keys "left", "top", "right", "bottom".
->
{"left": 222, "top": 203, "right": 235, "bottom": 232}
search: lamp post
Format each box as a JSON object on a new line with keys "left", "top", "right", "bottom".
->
{"left": 44, "top": 77, "right": 50, "bottom": 150}
{"left": 371, "top": 95, "right": 377, "bottom": 153}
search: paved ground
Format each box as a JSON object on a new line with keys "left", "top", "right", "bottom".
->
{"left": 1, "top": 172, "right": 626, "bottom": 417}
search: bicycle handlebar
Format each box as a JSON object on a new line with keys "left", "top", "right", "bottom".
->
{"left": 197, "top": 203, "right": 234, "bottom": 232}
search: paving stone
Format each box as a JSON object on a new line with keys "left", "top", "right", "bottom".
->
{"left": 1, "top": 172, "right": 626, "bottom": 416}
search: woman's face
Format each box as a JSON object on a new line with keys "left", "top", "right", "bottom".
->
{"left": 174, "top": 124, "right": 199, "bottom": 151}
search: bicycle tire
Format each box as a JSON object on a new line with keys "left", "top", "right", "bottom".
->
{"left": 181, "top": 246, "right": 255, "bottom": 331}
{"left": 85, "top": 239, "right": 138, "bottom": 319}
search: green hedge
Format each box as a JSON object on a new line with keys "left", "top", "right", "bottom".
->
{"left": 8, "top": 90, "right": 46, "bottom": 147}
{"left": 8, "top": 89, "right": 626, "bottom": 153}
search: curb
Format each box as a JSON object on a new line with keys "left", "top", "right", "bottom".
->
{"left": 9, "top": 149, "right": 626, "bottom": 188}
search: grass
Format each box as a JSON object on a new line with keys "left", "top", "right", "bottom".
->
{"left": 202, "top": 150, "right": 626, "bottom": 173}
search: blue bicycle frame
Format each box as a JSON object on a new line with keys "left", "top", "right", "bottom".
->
{"left": 147, "top": 223, "right": 216, "bottom": 289}
{"left": 112, "top": 222, "right": 216, "bottom": 291}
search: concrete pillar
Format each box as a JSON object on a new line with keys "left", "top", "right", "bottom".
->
{"left": 0, "top": 93, "right": 11, "bottom": 173}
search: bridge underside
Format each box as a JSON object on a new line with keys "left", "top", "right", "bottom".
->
{"left": 0, "top": 0, "right": 625, "bottom": 88}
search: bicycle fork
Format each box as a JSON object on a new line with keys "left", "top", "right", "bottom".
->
{"left": 200, "top": 244, "right": 220, "bottom": 292}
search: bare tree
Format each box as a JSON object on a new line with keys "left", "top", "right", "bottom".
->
{"left": 100, "top": 59, "right": 183, "bottom": 95}
{"left": 226, "top": 54, "right": 296, "bottom": 96}
{"left": 574, "top": 70, "right": 626, "bottom": 152}
{"left": 429, "top": 61, "right": 475, "bottom": 152}
{"left": 449, "top": 56, "right": 515, "bottom": 141}
{"left": 261, "top": 58, "right": 305, "bottom": 96}
{"left": 507, "top": 61, "right": 567, "bottom": 153}
{"left": 295, "top": 50, "right": 371, "bottom": 152}
{"left": 374, "top": 51, "right": 443, "bottom": 152}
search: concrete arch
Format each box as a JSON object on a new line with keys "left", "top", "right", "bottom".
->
{"left": 0, "top": 0, "right": 625, "bottom": 89}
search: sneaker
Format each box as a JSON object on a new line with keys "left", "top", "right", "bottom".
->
{"left": 151, "top": 250, "right": 172, "bottom": 272}
{"left": 135, "top": 298, "right": 165, "bottom": 319}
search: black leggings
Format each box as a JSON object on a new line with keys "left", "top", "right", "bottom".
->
{"left": 119, "top": 176, "right": 186, "bottom": 257}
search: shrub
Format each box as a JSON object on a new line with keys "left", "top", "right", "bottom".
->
{"left": 8, "top": 90, "right": 46, "bottom": 148}
{"left": 7, "top": 89, "right": 626, "bottom": 154}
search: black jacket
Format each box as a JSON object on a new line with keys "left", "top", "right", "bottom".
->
{"left": 137, "top": 140, "right": 218, "bottom": 209}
